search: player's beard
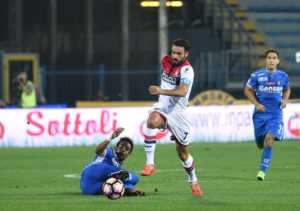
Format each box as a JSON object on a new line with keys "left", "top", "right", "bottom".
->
{"left": 172, "top": 59, "right": 183, "bottom": 67}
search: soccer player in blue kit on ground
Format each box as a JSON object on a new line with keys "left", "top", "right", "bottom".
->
{"left": 80, "top": 127, "right": 145, "bottom": 196}
{"left": 244, "top": 50, "right": 291, "bottom": 181}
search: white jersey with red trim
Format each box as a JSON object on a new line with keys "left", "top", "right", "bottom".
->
{"left": 156, "top": 64, "right": 194, "bottom": 113}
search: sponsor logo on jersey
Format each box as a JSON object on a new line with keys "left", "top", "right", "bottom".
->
{"left": 258, "top": 85, "right": 283, "bottom": 93}
{"left": 258, "top": 77, "right": 268, "bottom": 82}
{"left": 162, "top": 72, "right": 180, "bottom": 85}
{"left": 266, "top": 81, "right": 276, "bottom": 86}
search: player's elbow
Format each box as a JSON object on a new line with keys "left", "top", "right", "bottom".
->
{"left": 95, "top": 146, "right": 104, "bottom": 155}
{"left": 95, "top": 149, "right": 100, "bottom": 155}
{"left": 244, "top": 87, "right": 251, "bottom": 97}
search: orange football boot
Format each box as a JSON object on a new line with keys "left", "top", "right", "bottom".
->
{"left": 140, "top": 164, "right": 155, "bottom": 176}
{"left": 190, "top": 182, "right": 204, "bottom": 196}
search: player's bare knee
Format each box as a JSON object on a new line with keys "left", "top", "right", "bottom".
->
{"left": 148, "top": 112, "right": 164, "bottom": 128}
{"left": 147, "top": 118, "right": 160, "bottom": 129}
{"left": 264, "top": 139, "right": 273, "bottom": 148}
{"left": 147, "top": 118, "right": 156, "bottom": 129}
{"left": 147, "top": 116, "right": 157, "bottom": 128}
{"left": 264, "top": 134, "right": 274, "bottom": 148}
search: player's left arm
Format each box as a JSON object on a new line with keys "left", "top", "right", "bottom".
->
{"left": 281, "top": 74, "right": 291, "bottom": 109}
{"left": 281, "top": 87, "right": 291, "bottom": 108}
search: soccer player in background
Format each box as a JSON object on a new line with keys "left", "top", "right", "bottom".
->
{"left": 244, "top": 50, "right": 291, "bottom": 181}
{"left": 80, "top": 127, "right": 145, "bottom": 196}
{"left": 140, "top": 38, "right": 204, "bottom": 196}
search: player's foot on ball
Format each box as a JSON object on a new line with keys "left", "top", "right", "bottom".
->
{"left": 110, "top": 170, "right": 129, "bottom": 181}
{"left": 190, "top": 182, "right": 204, "bottom": 197}
{"left": 140, "top": 164, "right": 155, "bottom": 176}
{"left": 256, "top": 171, "right": 265, "bottom": 181}
{"left": 124, "top": 188, "right": 146, "bottom": 197}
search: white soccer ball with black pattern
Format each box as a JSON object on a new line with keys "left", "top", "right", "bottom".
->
{"left": 102, "top": 177, "right": 125, "bottom": 200}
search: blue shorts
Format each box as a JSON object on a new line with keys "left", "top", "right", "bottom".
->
{"left": 80, "top": 163, "right": 139, "bottom": 195}
{"left": 253, "top": 113, "right": 284, "bottom": 145}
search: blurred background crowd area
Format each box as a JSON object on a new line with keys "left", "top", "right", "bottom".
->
{"left": 0, "top": 0, "right": 299, "bottom": 107}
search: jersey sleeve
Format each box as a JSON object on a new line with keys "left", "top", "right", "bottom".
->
{"left": 180, "top": 66, "right": 194, "bottom": 86}
{"left": 246, "top": 73, "right": 258, "bottom": 90}
{"left": 283, "top": 73, "right": 289, "bottom": 90}
{"left": 104, "top": 147, "right": 114, "bottom": 159}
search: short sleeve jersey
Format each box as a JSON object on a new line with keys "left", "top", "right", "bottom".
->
{"left": 158, "top": 64, "right": 194, "bottom": 113}
{"left": 246, "top": 68, "right": 289, "bottom": 114}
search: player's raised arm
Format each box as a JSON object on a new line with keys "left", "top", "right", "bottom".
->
{"left": 149, "top": 84, "right": 188, "bottom": 97}
{"left": 95, "top": 127, "right": 124, "bottom": 155}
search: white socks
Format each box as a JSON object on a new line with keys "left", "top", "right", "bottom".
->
{"left": 144, "top": 141, "right": 156, "bottom": 165}
{"left": 181, "top": 155, "right": 198, "bottom": 183}
{"left": 143, "top": 127, "right": 158, "bottom": 166}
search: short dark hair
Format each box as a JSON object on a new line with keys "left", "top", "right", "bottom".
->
{"left": 265, "top": 49, "right": 280, "bottom": 58}
{"left": 172, "top": 39, "right": 191, "bottom": 52}
{"left": 116, "top": 137, "right": 134, "bottom": 153}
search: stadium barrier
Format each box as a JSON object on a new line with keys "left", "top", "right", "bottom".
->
{"left": 0, "top": 104, "right": 299, "bottom": 147}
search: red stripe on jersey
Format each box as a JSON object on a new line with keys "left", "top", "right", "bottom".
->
{"left": 162, "top": 56, "right": 191, "bottom": 77}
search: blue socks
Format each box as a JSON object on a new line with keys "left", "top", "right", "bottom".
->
{"left": 260, "top": 147, "right": 272, "bottom": 173}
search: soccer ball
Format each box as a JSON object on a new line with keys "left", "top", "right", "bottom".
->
{"left": 102, "top": 177, "right": 125, "bottom": 200}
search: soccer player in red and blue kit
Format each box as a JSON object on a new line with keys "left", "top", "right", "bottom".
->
{"left": 244, "top": 50, "right": 291, "bottom": 181}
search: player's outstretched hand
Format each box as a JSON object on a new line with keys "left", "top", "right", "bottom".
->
{"left": 255, "top": 103, "right": 265, "bottom": 112}
{"left": 149, "top": 85, "right": 161, "bottom": 95}
{"left": 110, "top": 127, "right": 124, "bottom": 140}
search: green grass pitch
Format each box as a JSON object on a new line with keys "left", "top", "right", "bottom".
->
{"left": 1, "top": 141, "right": 300, "bottom": 211}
